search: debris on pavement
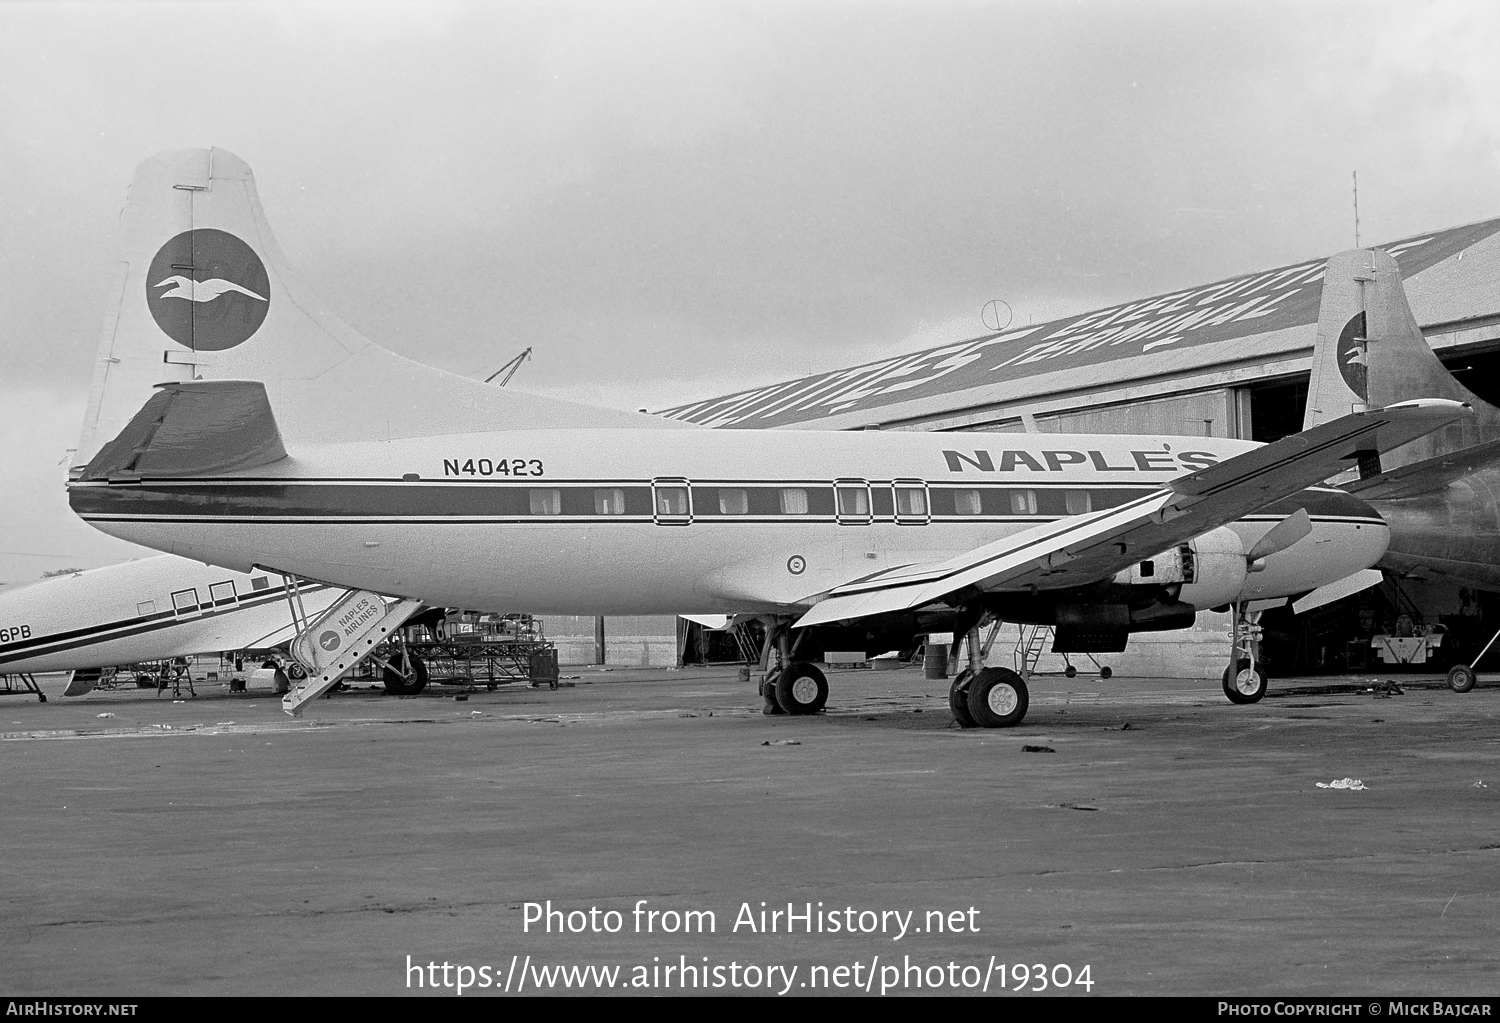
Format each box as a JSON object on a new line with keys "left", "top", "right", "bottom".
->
{"left": 1316, "top": 778, "right": 1368, "bottom": 790}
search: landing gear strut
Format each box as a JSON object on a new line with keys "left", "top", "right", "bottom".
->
{"left": 1224, "top": 602, "right": 1268, "bottom": 704}
{"left": 757, "top": 620, "right": 826, "bottom": 715}
{"left": 949, "top": 617, "right": 1028, "bottom": 728}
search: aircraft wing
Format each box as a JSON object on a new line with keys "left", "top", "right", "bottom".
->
{"left": 796, "top": 399, "right": 1469, "bottom": 628}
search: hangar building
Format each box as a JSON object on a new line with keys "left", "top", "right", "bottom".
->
{"left": 657, "top": 218, "right": 1500, "bottom": 678}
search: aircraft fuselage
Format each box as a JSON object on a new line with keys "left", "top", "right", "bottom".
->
{"left": 0, "top": 556, "right": 340, "bottom": 674}
{"left": 68, "top": 430, "right": 1389, "bottom": 619}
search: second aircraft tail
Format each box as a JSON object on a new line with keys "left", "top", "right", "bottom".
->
{"left": 1305, "top": 248, "right": 1500, "bottom": 471}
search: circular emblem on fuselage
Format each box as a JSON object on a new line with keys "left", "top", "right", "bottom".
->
{"left": 318, "top": 630, "right": 342, "bottom": 652}
{"left": 145, "top": 229, "right": 270, "bottom": 351}
{"left": 787, "top": 555, "right": 806, "bottom": 575}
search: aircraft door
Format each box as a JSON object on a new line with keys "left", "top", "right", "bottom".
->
{"left": 651, "top": 478, "right": 694, "bottom": 525}
{"left": 835, "top": 479, "right": 873, "bottom": 525}
{"left": 892, "top": 479, "right": 931, "bottom": 525}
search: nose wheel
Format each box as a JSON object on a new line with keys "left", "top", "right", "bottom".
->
{"left": 1222, "top": 658, "right": 1267, "bottom": 703}
{"left": 1224, "top": 603, "right": 1267, "bottom": 705}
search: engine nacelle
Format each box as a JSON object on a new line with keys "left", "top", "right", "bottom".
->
{"left": 1177, "top": 526, "right": 1248, "bottom": 610}
{"left": 1114, "top": 526, "right": 1248, "bottom": 609}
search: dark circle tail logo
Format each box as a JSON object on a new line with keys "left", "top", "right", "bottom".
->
{"left": 146, "top": 229, "right": 270, "bottom": 351}
{"left": 1336, "top": 311, "right": 1369, "bottom": 401}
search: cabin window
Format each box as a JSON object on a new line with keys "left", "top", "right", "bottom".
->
{"left": 834, "top": 480, "right": 873, "bottom": 524}
{"left": 780, "top": 488, "right": 809, "bottom": 514}
{"left": 656, "top": 487, "right": 690, "bottom": 516}
{"left": 953, "top": 488, "right": 982, "bottom": 516}
{"left": 529, "top": 489, "right": 561, "bottom": 515}
{"left": 718, "top": 488, "right": 748, "bottom": 515}
{"left": 1010, "top": 490, "right": 1038, "bottom": 515}
{"left": 837, "top": 486, "right": 869, "bottom": 516}
{"left": 170, "top": 588, "right": 200, "bottom": 615}
{"left": 594, "top": 488, "right": 625, "bottom": 515}
{"left": 1064, "top": 490, "right": 1092, "bottom": 515}
{"left": 895, "top": 486, "right": 928, "bottom": 517}
{"left": 209, "top": 581, "right": 238, "bottom": 606}
{"left": 251, "top": 576, "right": 270, "bottom": 591}
{"left": 137, "top": 600, "right": 156, "bottom": 616}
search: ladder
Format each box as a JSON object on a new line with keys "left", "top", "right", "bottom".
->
{"left": 1014, "top": 625, "right": 1051, "bottom": 679}
{"left": 1013, "top": 625, "right": 1111, "bottom": 680}
{"left": 282, "top": 590, "right": 424, "bottom": 716}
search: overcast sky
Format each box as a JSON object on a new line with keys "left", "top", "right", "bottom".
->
{"left": 3, "top": 0, "right": 1499, "bottom": 581}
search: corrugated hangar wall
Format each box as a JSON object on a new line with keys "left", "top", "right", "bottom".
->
{"left": 651, "top": 218, "right": 1500, "bottom": 680}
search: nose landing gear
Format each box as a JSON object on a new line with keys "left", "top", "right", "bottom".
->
{"left": 1224, "top": 603, "right": 1268, "bottom": 704}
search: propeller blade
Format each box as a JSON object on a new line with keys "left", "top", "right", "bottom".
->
{"left": 1247, "top": 507, "right": 1313, "bottom": 562}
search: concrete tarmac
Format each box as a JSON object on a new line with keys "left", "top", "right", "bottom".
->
{"left": 2, "top": 665, "right": 1498, "bottom": 996}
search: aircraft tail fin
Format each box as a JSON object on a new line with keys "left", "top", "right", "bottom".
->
{"left": 1304, "top": 248, "right": 1500, "bottom": 471}
{"left": 75, "top": 149, "right": 692, "bottom": 472}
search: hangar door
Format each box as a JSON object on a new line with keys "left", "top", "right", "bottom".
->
{"left": 1043, "top": 390, "right": 1236, "bottom": 439}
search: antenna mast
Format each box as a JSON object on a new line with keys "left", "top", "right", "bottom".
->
{"left": 483, "top": 346, "right": 533, "bottom": 387}
{"left": 1352, "top": 170, "right": 1361, "bottom": 247}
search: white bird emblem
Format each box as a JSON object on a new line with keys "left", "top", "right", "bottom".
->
{"left": 153, "top": 275, "right": 267, "bottom": 303}
{"left": 1342, "top": 345, "right": 1368, "bottom": 367}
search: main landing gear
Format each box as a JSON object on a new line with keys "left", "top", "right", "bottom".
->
{"left": 1223, "top": 602, "right": 1268, "bottom": 704}
{"left": 756, "top": 621, "right": 828, "bottom": 716}
{"left": 949, "top": 618, "right": 1029, "bottom": 728}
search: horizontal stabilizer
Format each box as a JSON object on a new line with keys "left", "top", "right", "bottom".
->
{"left": 796, "top": 401, "right": 1470, "bottom": 628}
{"left": 77, "top": 381, "right": 286, "bottom": 481}
{"left": 1347, "top": 437, "right": 1500, "bottom": 501}
{"left": 1292, "top": 568, "right": 1385, "bottom": 614}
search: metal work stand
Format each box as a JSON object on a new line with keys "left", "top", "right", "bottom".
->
{"left": 0, "top": 673, "right": 45, "bottom": 703}
{"left": 1013, "top": 625, "right": 1112, "bottom": 680}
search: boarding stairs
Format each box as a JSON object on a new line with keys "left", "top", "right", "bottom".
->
{"left": 282, "top": 589, "right": 423, "bottom": 716}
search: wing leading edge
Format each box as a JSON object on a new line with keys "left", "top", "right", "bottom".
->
{"left": 795, "top": 399, "right": 1470, "bottom": 628}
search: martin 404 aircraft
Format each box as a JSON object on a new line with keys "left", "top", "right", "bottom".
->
{"left": 54, "top": 149, "right": 1469, "bottom": 725}
{"left": 1304, "top": 246, "right": 1500, "bottom": 691}
{"left": 0, "top": 556, "right": 345, "bottom": 697}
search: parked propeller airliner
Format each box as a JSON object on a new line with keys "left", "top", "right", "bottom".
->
{"left": 0, "top": 556, "right": 342, "bottom": 695}
{"left": 55, "top": 149, "right": 1469, "bottom": 725}
{"left": 1304, "top": 246, "right": 1500, "bottom": 690}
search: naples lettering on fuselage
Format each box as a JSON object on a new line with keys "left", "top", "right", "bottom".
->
{"left": 942, "top": 448, "right": 1221, "bottom": 474}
